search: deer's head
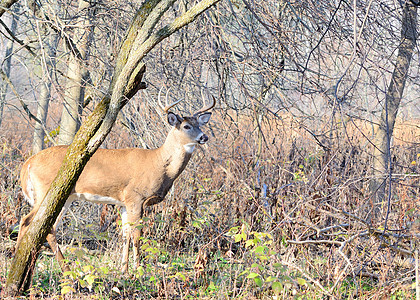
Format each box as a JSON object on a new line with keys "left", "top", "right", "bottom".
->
{"left": 159, "top": 89, "right": 216, "bottom": 153}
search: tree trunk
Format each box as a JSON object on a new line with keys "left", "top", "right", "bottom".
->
{"left": 32, "top": 34, "right": 59, "bottom": 154}
{"left": 31, "top": 83, "right": 50, "bottom": 153}
{"left": 369, "top": 2, "right": 418, "bottom": 220}
{"left": 4, "top": 0, "right": 220, "bottom": 296}
{"left": 57, "top": 0, "right": 93, "bottom": 145}
{"left": 0, "top": 3, "right": 19, "bottom": 128}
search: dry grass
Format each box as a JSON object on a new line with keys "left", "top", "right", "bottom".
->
{"left": 0, "top": 110, "right": 419, "bottom": 299}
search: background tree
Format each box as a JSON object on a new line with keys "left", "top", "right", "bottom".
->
{"left": 30, "top": 1, "right": 60, "bottom": 153}
{"left": 0, "top": 4, "right": 19, "bottom": 128}
{"left": 370, "top": 1, "right": 418, "bottom": 220}
{"left": 57, "top": 0, "right": 95, "bottom": 145}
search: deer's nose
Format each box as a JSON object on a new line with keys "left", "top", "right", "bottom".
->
{"left": 198, "top": 134, "right": 208, "bottom": 144}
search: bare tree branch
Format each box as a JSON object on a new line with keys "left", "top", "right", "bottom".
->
{"left": 0, "top": 0, "right": 19, "bottom": 18}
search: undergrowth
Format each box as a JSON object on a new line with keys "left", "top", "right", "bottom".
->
{"left": 0, "top": 114, "right": 419, "bottom": 299}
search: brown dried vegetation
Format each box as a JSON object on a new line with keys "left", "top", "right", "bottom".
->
{"left": 0, "top": 109, "right": 418, "bottom": 298}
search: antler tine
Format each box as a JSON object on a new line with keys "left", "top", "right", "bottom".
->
{"left": 158, "top": 87, "right": 183, "bottom": 114}
{"left": 193, "top": 91, "right": 216, "bottom": 116}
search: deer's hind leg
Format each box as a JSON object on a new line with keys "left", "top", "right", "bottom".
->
{"left": 45, "top": 199, "right": 73, "bottom": 272}
{"left": 16, "top": 198, "right": 73, "bottom": 273}
{"left": 46, "top": 229, "right": 70, "bottom": 272}
{"left": 14, "top": 208, "right": 37, "bottom": 253}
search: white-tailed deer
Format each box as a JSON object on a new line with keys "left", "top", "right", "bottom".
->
{"left": 16, "top": 91, "right": 216, "bottom": 273}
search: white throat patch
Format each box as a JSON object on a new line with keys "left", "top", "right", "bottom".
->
{"left": 184, "top": 143, "right": 196, "bottom": 153}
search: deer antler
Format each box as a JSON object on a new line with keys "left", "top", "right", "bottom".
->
{"left": 158, "top": 87, "right": 183, "bottom": 114}
{"left": 193, "top": 91, "right": 216, "bottom": 116}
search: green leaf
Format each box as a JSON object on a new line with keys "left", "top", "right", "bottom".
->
{"left": 273, "top": 262, "right": 285, "bottom": 270}
{"left": 247, "top": 272, "right": 259, "bottom": 279}
{"left": 192, "top": 221, "right": 202, "bottom": 229}
{"left": 78, "top": 278, "right": 87, "bottom": 288}
{"left": 241, "top": 231, "right": 247, "bottom": 241}
{"left": 61, "top": 285, "right": 75, "bottom": 295}
{"left": 83, "top": 265, "right": 94, "bottom": 273}
{"left": 207, "top": 281, "right": 216, "bottom": 291}
{"left": 63, "top": 270, "right": 77, "bottom": 279}
{"left": 245, "top": 239, "right": 255, "bottom": 248}
{"left": 253, "top": 277, "right": 263, "bottom": 287}
{"left": 137, "top": 266, "right": 144, "bottom": 277}
{"left": 297, "top": 277, "right": 306, "bottom": 285}
{"left": 272, "top": 281, "right": 283, "bottom": 293}
{"left": 145, "top": 247, "right": 159, "bottom": 254}
{"left": 234, "top": 233, "right": 243, "bottom": 243}
{"left": 226, "top": 226, "right": 239, "bottom": 236}
{"left": 264, "top": 239, "right": 273, "bottom": 246}
{"left": 84, "top": 274, "right": 96, "bottom": 286}
{"left": 251, "top": 263, "right": 260, "bottom": 268}
{"left": 175, "top": 272, "right": 186, "bottom": 281}
{"left": 254, "top": 246, "right": 265, "bottom": 254}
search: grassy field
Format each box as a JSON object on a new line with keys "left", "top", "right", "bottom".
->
{"left": 0, "top": 112, "right": 419, "bottom": 299}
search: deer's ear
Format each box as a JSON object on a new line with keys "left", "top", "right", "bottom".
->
{"left": 198, "top": 112, "right": 211, "bottom": 126}
{"left": 167, "top": 112, "right": 182, "bottom": 127}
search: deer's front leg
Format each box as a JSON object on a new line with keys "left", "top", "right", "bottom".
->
{"left": 126, "top": 196, "right": 156, "bottom": 271}
{"left": 121, "top": 230, "right": 131, "bottom": 273}
{"left": 121, "top": 221, "right": 140, "bottom": 273}
{"left": 132, "top": 226, "right": 142, "bottom": 269}
{"left": 132, "top": 196, "right": 163, "bottom": 267}
{"left": 120, "top": 206, "right": 131, "bottom": 273}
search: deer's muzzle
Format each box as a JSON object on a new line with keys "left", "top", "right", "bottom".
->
{"left": 198, "top": 133, "right": 208, "bottom": 144}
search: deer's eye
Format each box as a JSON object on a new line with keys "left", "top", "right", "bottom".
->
{"left": 183, "top": 124, "right": 192, "bottom": 130}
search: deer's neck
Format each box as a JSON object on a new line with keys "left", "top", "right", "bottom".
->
{"left": 157, "top": 129, "right": 194, "bottom": 179}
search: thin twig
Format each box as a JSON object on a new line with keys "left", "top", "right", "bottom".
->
{"left": 287, "top": 239, "right": 342, "bottom": 246}
{"left": 0, "top": 69, "right": 57, "bottom": 146}
{"left": 281, "top": 260, "right": 332, "bottom": 297}
{"left": 0, "top": 19, "right": 36, "bottom": 56}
